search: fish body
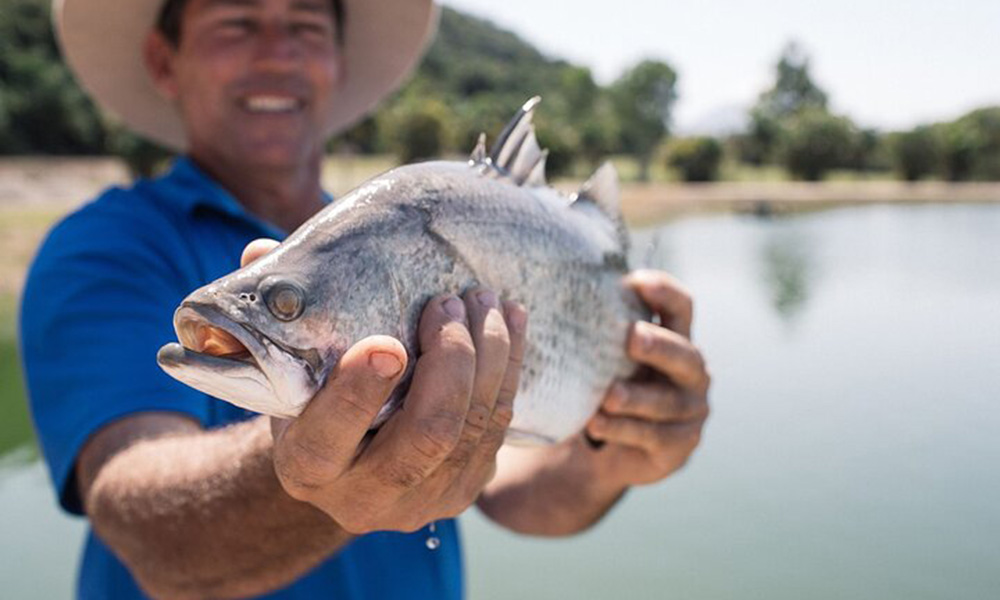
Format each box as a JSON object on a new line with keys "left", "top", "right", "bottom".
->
{"left": 158, "top": 98, "right": 645, "bottom": 445}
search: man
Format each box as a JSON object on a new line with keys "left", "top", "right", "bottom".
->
{"left": 21, "top": 0, "right": 710, "bottom": 597}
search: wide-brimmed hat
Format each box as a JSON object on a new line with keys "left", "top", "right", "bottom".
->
{"left": 54, "top": 0, "right": 438, "bottom": 150}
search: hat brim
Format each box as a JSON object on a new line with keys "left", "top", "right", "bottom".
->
{"left": 55, "top": 0, "right": 438, "bottom": 150}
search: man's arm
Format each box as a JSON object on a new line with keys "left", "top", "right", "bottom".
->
{"left": 79, "top": 240, "right": 528, "bottom": 599}
{"left": 477, "top": 270, "right": 711, "bottom": 535}
{"left": 79, "top": 415, "right": 351, "bottom": 599}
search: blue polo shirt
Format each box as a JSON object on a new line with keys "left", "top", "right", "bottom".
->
{"left": 19, "top": 157, "right": 462, "bottom": 599}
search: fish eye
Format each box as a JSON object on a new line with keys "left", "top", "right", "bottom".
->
{"left": 264, "top": 281, "right": 305, "bottom": 322}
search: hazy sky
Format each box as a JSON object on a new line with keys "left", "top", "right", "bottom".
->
{"left": 441, "top": 0, "right": 1000, "bottom": 133}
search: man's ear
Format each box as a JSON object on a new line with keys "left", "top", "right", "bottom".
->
{"left": 143, "top": 30, "right": 179, "bottom": 100}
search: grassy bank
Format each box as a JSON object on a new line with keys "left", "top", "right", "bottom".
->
{"left": 0, "top": 293, "right": 34, "bottom": 458}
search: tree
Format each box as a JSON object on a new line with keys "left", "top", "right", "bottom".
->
{"left": 611, "top": 60, "right": 678, "bottom": 181}
{"left": 893, "top": 126, "right": 942, "bottom": 181}
{"left": 0, "top": 0, "right": 105, "bottom": 154}
{"left": 756, "top": 42, "right": 828, "bottom": 120}
{"left": 740, "top": 42, "right": 829, "bottom": 165}
{"left": 941, "top": 107, "right": 1000, "bottom": 181}
{"left": 780, "top": 109, "right": 857, "bottom": 181}
{"left": 560, "top": 67, "right": 599, "bottom": 120}
{"left": 667, "top": 137, "right": 723, "bottom": 182}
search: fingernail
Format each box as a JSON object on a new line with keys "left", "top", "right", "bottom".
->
{"left": 505, "top": 304, "right": 527, "bottom": 333}
{"left": 442, "top": 296, "right": 466, "bottom": 320}
{"left": 369, "top": 352, "right": 403, "bottom": 378}
{"left": 476, "top": 289, "right": 498, "bottom": 308}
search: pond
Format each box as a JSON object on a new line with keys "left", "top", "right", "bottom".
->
{"left": 2, "top": 203, "right": 998, "bottom": 598}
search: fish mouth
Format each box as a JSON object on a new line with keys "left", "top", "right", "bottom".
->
{"left": 172, "top": 304, "right": 268, "bottom": 372}
{"left": 157, "top": 303, "right": 321, "bottom": 418}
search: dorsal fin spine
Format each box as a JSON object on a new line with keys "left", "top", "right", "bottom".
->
{"left": 487, "top": 96, "right": 547, "bottom": 187}
{"left": 469, "top": 132, "right": 488, "bottom": 165}
{"left": 573, "top": 162, "right": 628, "bottom": 250}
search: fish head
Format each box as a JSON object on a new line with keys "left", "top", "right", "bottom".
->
{"left": 157, "top": 224, "right": 403, "bottom": 420}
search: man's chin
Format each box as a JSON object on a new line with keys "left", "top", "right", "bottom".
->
{"left": 227, "top": 137, "right": 322, "bottom": 171}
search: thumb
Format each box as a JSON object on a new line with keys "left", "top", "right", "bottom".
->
{"left": 275, "top": 336, "right": 409, "bottom": 477}
{"left": 241, "top": 238, "right": 280, "bottom": 267}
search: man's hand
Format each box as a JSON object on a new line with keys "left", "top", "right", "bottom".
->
{"left": 243, "top": 239, "right": 528, "bottom": 534}
{"left": 478, "top": 269, "right": 709, "bottom": 535}
{"left": 583, "top": 269, "right": 710, "bottom": 487}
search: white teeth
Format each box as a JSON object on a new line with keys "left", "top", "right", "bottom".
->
{"left": 244, "top": 96, "right": 300, "bottom": 113}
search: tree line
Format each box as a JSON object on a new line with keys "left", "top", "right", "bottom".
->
{"left": 1, "top": 0, "right": 997, "bottom": 183}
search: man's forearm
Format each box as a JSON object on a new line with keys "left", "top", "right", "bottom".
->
{"left": 84, "top": 417, "right": 354, "bottom": 599}
{"left": 477, "top": 436, "right": 627, "bottom": 536}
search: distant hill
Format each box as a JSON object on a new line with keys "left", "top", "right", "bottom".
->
{"left": 419, "top": 8, "right": 571, "bottom": 102}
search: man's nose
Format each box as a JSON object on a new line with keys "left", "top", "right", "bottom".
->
{"left": 253, "top": 21, "right": 302, "bottom": 68}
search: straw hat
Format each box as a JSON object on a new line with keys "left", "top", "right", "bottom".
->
{"left": 53, "top": 0, "right": 439, "bottom": 150}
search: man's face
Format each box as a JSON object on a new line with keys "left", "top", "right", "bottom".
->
{"left": 153, "top": 0, "right": 344, "bottom": 169}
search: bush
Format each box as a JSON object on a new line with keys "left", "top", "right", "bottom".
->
{"left": 379, "top": 97, "right": 454, "bottom": 163}
{"left": 893, "top": 126, "right": 942, "bottom": 181}
{"left": 941, "top": 107, "right": 1000, "bottom": 181}
{"left": 535, "top": 122, "right": 579, "bottom": 179}
{"left": 666, "top": 137, "right": 723, "bottom": 182}
{"left": 780, "top": 109, "right": 857, "bottom": 181}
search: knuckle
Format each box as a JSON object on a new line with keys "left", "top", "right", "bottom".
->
{"left": 379, "top": 459, "right": 427, "bottom": 489}
{"left": 273, "top": 437, "right": 333, "bottom": 496}
{"left": 685, "top": 426, "right": 703, "bottom": 449}
{"left": 690, "top": 396, "right": 710, "bottom": 420}
{"left": 335, "top": 391, "right": 380, "bottom": 427}
{"left": 411, "top": 412, "right": 464, "bottom": 460}
{"left": 688, "top": 346, "right": 707, "bottom": 371}
{"left": 677, "top": 290, "right": 694, "bottom": 316}
{"left": 463, "top": 403, "right": 493, "bottom": 438}
{"left": 652, "top": 452, "right": 678, "bottom": 473}
{"left": 490, "top": 399, "right": 515, "bottom": 429}
{"left": 275, "top": 471, "right": 317, "bottom": 502}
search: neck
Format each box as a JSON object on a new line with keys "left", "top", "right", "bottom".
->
{"left": 189, "top": 150, "right": 327, "bottom": 234}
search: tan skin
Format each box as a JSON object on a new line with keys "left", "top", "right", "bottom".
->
{"left": 77, "top": 0, "right": 710, "bottom": 597}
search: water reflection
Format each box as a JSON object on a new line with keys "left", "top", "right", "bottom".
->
{"left": 759, "top": 229, "right": 814, "bottom": 323}
{"left": 633, "top": 226, "right": 674, "bottom": 272}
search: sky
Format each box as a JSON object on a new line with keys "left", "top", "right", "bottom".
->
{"left": 441, "top": 0, "right": 1000, "bottom": 133}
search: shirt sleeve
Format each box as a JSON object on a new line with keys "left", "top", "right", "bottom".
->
{"left": 19, "top": 194, "right": 210, "bottom": 515}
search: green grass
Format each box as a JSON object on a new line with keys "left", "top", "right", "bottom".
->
{"left": 0, "top": 293, "right": 35, "bottom": 458}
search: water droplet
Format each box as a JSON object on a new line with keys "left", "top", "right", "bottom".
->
{"left": 425, "top": 521, "right": 441, "bottom": 550}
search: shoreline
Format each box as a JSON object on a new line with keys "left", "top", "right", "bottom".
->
{"left": 616, "top": 180, "right": 1000, "bottom": 225}
{"left": 3, "top": 157, "right": 999, "bottom": 294}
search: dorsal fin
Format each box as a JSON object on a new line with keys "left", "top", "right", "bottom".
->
{"left": 488, "top": 96, "right": 547, "bottom": 186}
{"left": 573, "top": 162, "right": 629, "bottom": 250}
{"left": 469, "top": 132, "right": 488, "bottom": 165}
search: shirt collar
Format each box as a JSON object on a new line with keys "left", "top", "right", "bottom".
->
{"left": 162, "top": 156, "right": 333, "bottom": 237}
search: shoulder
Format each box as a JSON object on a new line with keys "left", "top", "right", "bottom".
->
{"left": 28, "top": 175, "right": 201, "bottom": 288}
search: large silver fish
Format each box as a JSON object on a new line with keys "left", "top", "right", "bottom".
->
{"left": 157, "top": 98, "right": 646, "bottom": 445}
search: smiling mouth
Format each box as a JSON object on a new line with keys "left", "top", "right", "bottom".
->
{"left": 241, "top": 95, "right": 305, "bottom": 114}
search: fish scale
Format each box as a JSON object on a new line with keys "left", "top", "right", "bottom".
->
{"left": 158, "top": 98, "right": 647, "bottom": 445}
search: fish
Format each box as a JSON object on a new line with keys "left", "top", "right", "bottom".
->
{"left": 157, "top": 97, "right": 647, "bottom": 445}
